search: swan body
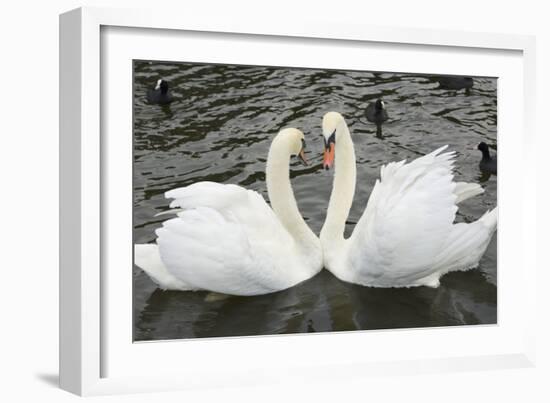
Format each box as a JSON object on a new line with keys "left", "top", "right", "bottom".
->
{"left": 134, "top": 128, "right": 322, "bottom": 296}
{"left": 320, "top": 112, "right": 497, "bottom": 288}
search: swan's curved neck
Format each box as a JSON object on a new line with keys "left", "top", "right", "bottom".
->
{"left": 320, "top": 123, "right": 356, "bottom": 242}
{"left": 266, "top": 143, "right": 317, "bottom": 247}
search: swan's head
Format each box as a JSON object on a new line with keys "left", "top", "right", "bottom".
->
{"left": 274, "top": 128, "right": 308, "bottom": 166}
{"left": 321, "top": 111, "right": 346, "bottom": 170}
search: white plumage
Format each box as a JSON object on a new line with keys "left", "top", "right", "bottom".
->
{"left": 134, "top": 128, "right": 322, "bottom": 296}
{"left": 320, "top": 112, "right": 497, "bottom": 288}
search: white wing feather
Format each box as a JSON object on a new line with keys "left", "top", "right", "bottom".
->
{"left": 346, "top": 146, "right": 492, "bottom": 287}
{"left": 453, "top": 182, "right": 484, "bottom": 204}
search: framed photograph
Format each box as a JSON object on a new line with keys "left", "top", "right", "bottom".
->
{"left": 60, "top": 6, "right": 537, "bottom": 396}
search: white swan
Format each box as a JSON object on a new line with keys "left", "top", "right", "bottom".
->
{"left": 134, "top": 128, "right": 323, "bottom": 296}
{"left": 319, "top": 111, "right": 498, "bottom": 288}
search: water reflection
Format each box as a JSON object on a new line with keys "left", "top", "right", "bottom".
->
{"left": 135, "top": 269, "right": 497, "bottom": 341}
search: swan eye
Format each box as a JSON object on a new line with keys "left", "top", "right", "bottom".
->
{"left": 301, "top": 138, "right": 306, "bottom": 150}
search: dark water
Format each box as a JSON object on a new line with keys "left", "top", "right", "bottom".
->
{"left": 133, "top": 61, "right": 497, "bottom": 341}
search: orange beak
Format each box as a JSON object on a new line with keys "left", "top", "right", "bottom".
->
{"left": 323, "top": 143, "right": 335, "bottom": 170}
{"left": 298, "top": 149, "right": 309, "bottom": 166}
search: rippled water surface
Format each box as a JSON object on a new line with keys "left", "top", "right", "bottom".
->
{"left": 133, "top": 61, "right": 497, "bottom": 341}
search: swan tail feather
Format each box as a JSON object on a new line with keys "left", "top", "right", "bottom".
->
{"left": 134, "top": 244, "right": 196, "bottom": 291}
{"left": 154, "top": 208, "right": 184, "bottom": 217}
{"left": 454, "top": 182, "right": 484, "bottom": 204}
{"left": 433, "top": 206, "right": 498, "bottom": 276}
{"left": 481, "top": 206, "right": 498, "bottom": 227}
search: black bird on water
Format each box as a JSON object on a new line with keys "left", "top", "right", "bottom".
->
{"left": 477, "top": 142, "right": 497, "bottom": 175}
{"left": 365, "top": 99, "right": 388, "bottom": 138}
{"left": 436, "top": 76, "right": 474, "bottom": 93}
{"left": 147, "top": 79, "right": 173, "bottom": 105}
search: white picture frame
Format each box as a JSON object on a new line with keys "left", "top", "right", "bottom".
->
{"left": 59, "top": 6, "right": 537, "bottom": 396}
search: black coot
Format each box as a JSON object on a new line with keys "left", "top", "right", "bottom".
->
{"left": 365, "top": 99, "right": 388, "bottom": 137}
{"left": 436, "top": 76, "right": 474, "bottom": 91}
{"left": 147, "top": 79, "right": 173, "bottom": 105}
{"left": 477, "top": 142, "right": 497, "bottom": 175}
